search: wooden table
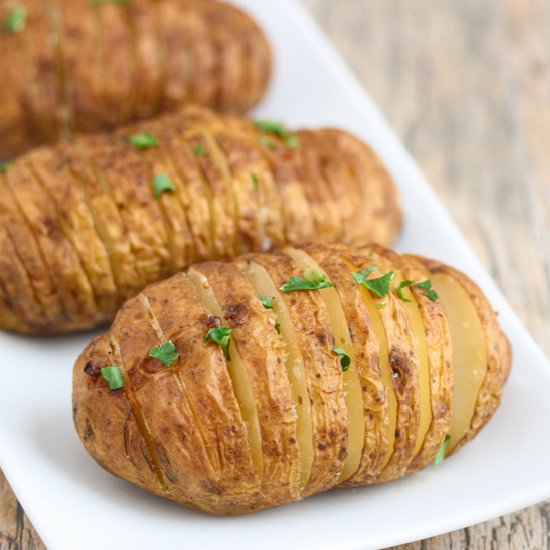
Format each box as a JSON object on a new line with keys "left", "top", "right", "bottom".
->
{"left": 1, "top": 1, "right": 549, "bottom": 548}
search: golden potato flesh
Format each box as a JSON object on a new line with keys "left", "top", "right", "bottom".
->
{"left": 73, "top": 243, "right": 511, "bottom": 515}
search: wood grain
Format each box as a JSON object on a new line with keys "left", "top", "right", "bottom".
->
{"left": 1, "top": 0, "right": 549, "bottom": 547}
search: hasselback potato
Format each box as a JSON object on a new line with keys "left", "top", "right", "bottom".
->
{"left": 0, "top": 0, "right": 271, "bottom": 158}
{"left": 0, "top": 106, "right": 401, "bottom": 334}
{"left": 72, "top": 242, "right": 512, "bottom": 515}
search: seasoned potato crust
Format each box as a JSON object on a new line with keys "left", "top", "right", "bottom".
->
{"left": 73, "top": 243, "right": 511, "bottom": 515}
{"left": 0, "top": 0, "right": 272, "bottom": 158}
{"left": 0, "top": 106, "right": 402, "bottom": 334}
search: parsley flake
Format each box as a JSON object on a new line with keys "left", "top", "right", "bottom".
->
{"left": 205, "top": 326, "right": 232, "bottom": 361}
{"left": 149, "top": 341, "right": 179, "bottom": 367}
{"left": 194, "top": 142, "right": 205, "bottom": 157}
{"left": 376, "top": 302, "right": 387, "bottom": 309}
{"left": 152, "top": 173, "right": 175, "bottom": 198}
{"left": 354, "top": 269, "right": 396, "bottom": 298}
{"left": 4, "top": 8, "right": 26, "bottom": 33}
{"left": 259, "top": 295, "right": 274, "bottom": 309}
{"left": 129, "top": 132, "right": 159, "bottom": 149}
{"left": 352, "top": 266, "right": 379, "bottom": 285}
{"left": 251, "top": 173, "right": 260, "bottom": 193}
{"left": 255, "top": 120, "right": 300, "bottom": 149}
{"left": 416, "top": 280, "right": 439, "bottom": 302}
{"left": 101, "top": 366, "right": 125, "bottom": 391}
{"left": 396, "top": 280, "right": 414, "bottom": 302}
{"left": 332, "top": 347, "right": 351, "bottom": 371}
{"left": 280, "top": 269, "right": 334, "bottom": 292}
{"left": 274, "top": 323, "right": 281, "bottom": 334}
{"left": 0, "top": 160, "right": 12, "bottom": 173}
{"left": 434, "top": 434, "right": 451, "bottom": 465}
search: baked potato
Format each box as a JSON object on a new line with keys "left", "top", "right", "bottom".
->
{"left": 0, "top": 0, "right": 271, "bottom": 158}
{"left": 0, "top": 106, "right": 401, "bottom": 334}
{"left": 72, "top": 242, "right": 512, "bottom": 515}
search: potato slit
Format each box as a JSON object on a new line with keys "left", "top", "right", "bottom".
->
{"left": 240, "top": 259, "right": 315, "bottom": 490}
{"left": 188, "top": 267, "right": 264, "bottom": 478}
{"left": 138, "top": 293, "right": 218, "bottom": 475}
{"left": 284, "top": 247, "right": 364, "bottom": 482}
{"left": 368, "top": 249, "right": 432, "bottom": 460}
{"left": 108, "top": 336, "right": 171, "bottom": 495}
{"left": 26, "top": 159, "right": 102, "bottom": 314}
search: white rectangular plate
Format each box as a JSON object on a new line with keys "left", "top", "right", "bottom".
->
{"left": 1, "top": 1, "right": 550, "bottom": 549}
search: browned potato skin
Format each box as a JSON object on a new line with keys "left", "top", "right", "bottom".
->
{"left": 0, "top": 0, "right": 271, "bottom": 158}
{"left": 0, "top": 106, "right": 401, "bottom": 334}
{"left": 73, "top": 243, "right": 511, "bottom": 515}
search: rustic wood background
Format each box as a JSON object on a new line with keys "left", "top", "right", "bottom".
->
{"left": 1, "top": 0, "right": 549, "bottom": 548}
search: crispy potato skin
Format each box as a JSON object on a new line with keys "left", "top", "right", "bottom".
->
{"left": 73, "top": 243, "right": 511, "bottom": 515}
{"left": 0, "top": 0, "right": 271, "bottom": 158}
{"left": 0, "top": 106, "right": 401, "bottom": 334}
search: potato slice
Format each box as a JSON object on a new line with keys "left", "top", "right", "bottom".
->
{"left": 239, "top": 258, "right": 314, "bottom": 490}
{"left": 303, "top": 244, "right": 391, "bottom": 483}
{"left": 416, "top": 257, "right": 512, "bottom": 456}
{"left": 197, "top": 261, "right": 301, "bottom": 504}
{"left": 343, "top": 247, "right": 420, "bottom": 481}
{"left": 247, "top": 252, "right": 348, "bottom": 496}
{"left": 283, "top": 247, "right": 364, "bottom": 482}
{"left": 188, "top": 266, "right": 264, "bottom": 478}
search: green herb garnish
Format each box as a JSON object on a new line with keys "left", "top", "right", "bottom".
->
{"left": 149, "top": 341, "right": 179, "bottom": 367}
{"left": 255, "top": 120, "right": 300, "bottom": 148}
{"left": 259, "top": 295, "right": 274, "bottom": 309}
{"left": 101, "top": 366, "right": 125, "bottom": 391}
{"left": 376, "top": 302, "right": 387, "bottom": 309}
{"left": 280, "top": 269, "right": 334, "bottom": 292}
{"left": 4, "top": 8, "right": 26, "bottom": 33}
{"left": 205, "top": 326, "right": 232, "bottom": 361}
{"left": 332, "top": 347, "right": 351, "bottom": 371}
{"left": 152, "top": 173, "right": 175, "bottom": 198}
{"left": 352, "top": 266, "right": 379, "bottom": 285}
{"left": 434, "top": 434, "right": 451, "bottom": 465}
{"left": 0, "top": 160, "right": 12, "bottom": 173}
{"left": 274, "top": 323, "right": 281, "bottom": 334}
{"left": 251, "top": 173, "right": 260, "bottom": 193}
{"left": 129, "top": 132, "right": 159, "bottom": 149}
{"left": 416, "top": 280, "right": 439, "bottom": 302}
{"left": 194, "top": 142, "right": 205, "bottom": 157}
{"left": 396, "top": 280, "right": 414, "bottom": 302}
{"left": 355, "top": 270, "right": 396, "bottom": 298}
{"left": 259, "top": 135, "right": 278, "bottom": 150}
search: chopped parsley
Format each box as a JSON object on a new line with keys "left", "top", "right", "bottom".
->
{"left": 416, "top": 280, "right": 439, "bottom": 302}
{"left": 149, "top": 341, "right": 179, "bottom": 367}
{"left": 396, "top": 280, "right": 414, "bottom": 302}
{"left": 129, "top": 132, "right": 159, "bottom": 149}
{"left": 352, "top": 266, "right": 380, "bottom": 285}
{"left": 434, "top": 434, "right": 451, "bottom": 465}
{"left": 101, "top": 366, "right": 125, "bottom": 391}
{"left": 354, "top": 269, "right": 396, "bottom": 298}
{"left": 332, "top": 347, "right": 351, "bottom": 371}
{"left": 194, "top": 142, "right": 206, "bottom": 157}
{"left": 259, "top": 295, "right": 274, "bottom": 309}
{"left": 280, "top": 269, "right": 334, "bottom": 292}
{"left": 259, "top": 135, "right": 278, "bottom": 150}
{"left": 251, "top": 173, "right": 260, "bottom": 193}
{"left": 205, "top": 326, "right": 232, "bottom": 361}
{"left": 0, "top": 160, "right": 12, "bottom": 173}
{"left": 274, "top": 323, "right": 281, "bottom": 334}
{"left": 376, "top": 302, "right": 387, "bottom": 309}
{"left": 152, "top": 173, "right": 175, "bottom": 198}
{"left": 255, "top": 120, "right": 300, "bottom": 149}
{"left": 4, "top": 8, "right": 26, "bottom": 33}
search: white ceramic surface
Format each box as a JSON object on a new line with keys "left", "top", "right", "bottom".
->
{"left": 1, "top": 1, "right": 549, "bottom": 549}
